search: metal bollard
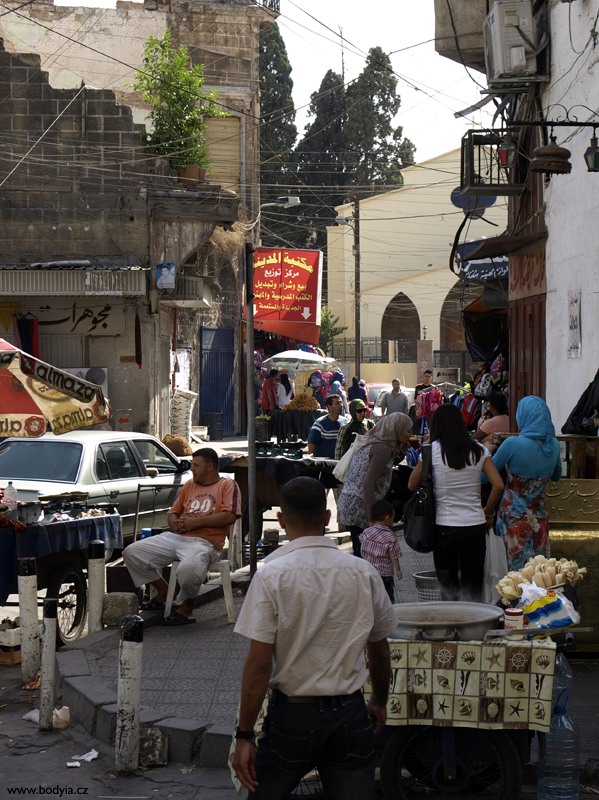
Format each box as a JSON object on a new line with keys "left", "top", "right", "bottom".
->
{"left": 115, "top": 614, "right": 144, "bottom": 773}
{"left": 17, "top": 557, "right": 40, "bottom": 683}
{"left": 87, "top": 539, "right": 106, "bottom": 634}
{"left": 39, "top": 598, "right": 57, "bottom": 731}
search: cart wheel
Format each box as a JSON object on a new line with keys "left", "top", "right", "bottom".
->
{"left": 46, "top": 563, "right": 88, "bottom": 646}
{"left": 380, "top": 726, "right": 521, "bottom": 800}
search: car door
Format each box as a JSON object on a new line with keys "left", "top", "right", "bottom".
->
{"left": 127, "top": 438, "right": 191, "bottom": 533}
{"left": 95, "top": 440, "right": 145, "bottom": 533}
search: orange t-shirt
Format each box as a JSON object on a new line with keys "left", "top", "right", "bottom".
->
{"left": 478, "top": 414, "right": 510, "bottom": 450}
{"left": 170, "top": 478, "right": 241, "bottom": 550}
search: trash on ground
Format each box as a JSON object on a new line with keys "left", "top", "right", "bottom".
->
{"left": 72, "top": 749, "right": 98, "bottom": 762}
{"left": 53, "top": 706, "right": 70, "bottom": 730}
{"left": 66, "top": 762, "right": 80, "bottom": 768}
{"left": 22, "top": 709, "right": 39, "bottom": 724}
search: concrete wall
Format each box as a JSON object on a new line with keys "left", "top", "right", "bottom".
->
{"left": 543, "top": 0, "right": 599, "bottom": 430}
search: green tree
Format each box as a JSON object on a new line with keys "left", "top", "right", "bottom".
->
{"left": 343, "top": 46, "right": 415, "bottom": 188}
{"left": 259, "top": 23, "right": 297, "bottom": 214}
{"left": 319, "top": 306, "right": 347, "bottom": 354}
{"left": 133, "top": 31, "right": 226, "bottom": 168}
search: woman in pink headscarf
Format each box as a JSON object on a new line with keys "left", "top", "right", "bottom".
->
{"left": 337, "top": 413, "right": 413, "bottom": 557}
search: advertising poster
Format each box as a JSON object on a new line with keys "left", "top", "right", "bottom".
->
{"left": 250, "top": 248, "right": 322, "bottom": 344}
{"left": 567, "top": 290, "right": 581, "bottom": 358}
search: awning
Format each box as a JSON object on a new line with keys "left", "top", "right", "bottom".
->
{"left": 456, "top": 241, "right": 509, "bottom": 283}
{"left": 462, "top": 231, "right": 547, "bottom": 260}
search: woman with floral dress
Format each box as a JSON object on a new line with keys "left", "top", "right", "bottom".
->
{"left": 492, "top": 396, "right": 562, "bottom": 571}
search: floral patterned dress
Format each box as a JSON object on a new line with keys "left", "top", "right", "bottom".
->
{"left": 495, "top": 471, "right": 552, "bottom": 571}
{"left": 337, "top": 444, "right": 393, "bottom": 530}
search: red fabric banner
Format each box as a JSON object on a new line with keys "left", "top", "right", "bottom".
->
{"left": 251, "top": 248, "right": 322, "bottom": 344}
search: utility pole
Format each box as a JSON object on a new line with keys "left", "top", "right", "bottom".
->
{"left": 353, "top": 195, "right": 360, "bottom": 379}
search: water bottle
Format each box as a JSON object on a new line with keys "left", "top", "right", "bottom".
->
{"left": 537, "top": 654, "right": 580, "bottom": 800}
{"left": 4, "top": 482, "right": 18, "bottom": 519}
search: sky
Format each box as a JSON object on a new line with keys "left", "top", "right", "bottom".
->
{"left": 277, "top": 0, "right": 489, "bottom": 163}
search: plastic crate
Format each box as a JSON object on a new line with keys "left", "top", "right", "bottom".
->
{"left": 413, "top": 570, "right": 442, "bottom": 602}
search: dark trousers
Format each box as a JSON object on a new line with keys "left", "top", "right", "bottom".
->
{"left": 433, "top": 523, "right": 487, "bottom": 602}
{"left": 251, "top": 690, "right": 376, "bottom": 800}
{"left": 381, "top": 575, "right": 395, "bottom": 603}
{"left": 349, "top": 525, "right": 364, "bottom": 558}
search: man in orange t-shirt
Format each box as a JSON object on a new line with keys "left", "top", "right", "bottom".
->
{"left": 123, "top": 447, "right": 241, "bottom": 625}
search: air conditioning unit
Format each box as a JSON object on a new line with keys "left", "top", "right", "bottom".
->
{"left": 484, "top": 0, "right": 537, "bottom": 87}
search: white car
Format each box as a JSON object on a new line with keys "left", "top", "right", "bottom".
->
{"left": 0, "top": 431, "right": 193, "bottom": 543}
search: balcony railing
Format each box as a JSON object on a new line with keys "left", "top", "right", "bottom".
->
{"left": 258, "top": 0, "right": 280, "bottom": 11}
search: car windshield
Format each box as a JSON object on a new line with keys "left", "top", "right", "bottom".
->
{"left": 0, "top": 440, "right": 82, "bottom": 482}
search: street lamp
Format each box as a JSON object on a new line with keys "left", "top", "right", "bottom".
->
{"left": 244, "top": 196, "right": 301, "bottom": 576}
{"left": 336, "top": 196, "right": 361, "bottom": 379}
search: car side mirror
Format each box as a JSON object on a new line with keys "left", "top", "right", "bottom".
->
{"left": 146, "top": 467, "right": 159, "bottom": 477}
{"left": 176, "top": 459, "right": 191, "bottom": 473}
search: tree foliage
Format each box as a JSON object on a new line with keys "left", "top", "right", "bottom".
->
{"left": 259, "top": 24, "right": 297, "bottom": 206}
{"left": 134, "top": 32, "right": 226, "bottom": 169}
{"left": 319, "top": 307, "right": 347, "bottom": 354}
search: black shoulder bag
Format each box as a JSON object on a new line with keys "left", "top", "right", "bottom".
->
{"left": 402, "top": 444, "right": 435, "bottom": 554}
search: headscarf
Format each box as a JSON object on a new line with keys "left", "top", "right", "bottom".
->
{"left": 337, "top": 399, "right": 369, "bottom": 455}
{"left": 353, "top": 412, "right": 413, "bottom": 459}
{"left": 516, "top": 395, "right": 557, "bottom": 456}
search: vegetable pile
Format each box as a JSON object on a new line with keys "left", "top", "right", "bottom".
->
{"left": 284, "top": 395, "right": 320, "bottom": 412}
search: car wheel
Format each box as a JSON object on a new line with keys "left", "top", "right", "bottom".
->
{"left": 46, "top": 562, "right": 88, "bottom": 647}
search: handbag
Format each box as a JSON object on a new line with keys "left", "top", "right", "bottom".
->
{"left": 482, "top": 528, "right": 508, "bottom": 604}
{"left": 402, "top": 445, "right": 435, "bottom": 553}
{"left": 332, "top": 434, "right": 363, "bottom": 482}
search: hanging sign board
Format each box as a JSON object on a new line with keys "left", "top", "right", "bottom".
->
{"left": 250, "top": 248, "right": 322, "bottom": 345}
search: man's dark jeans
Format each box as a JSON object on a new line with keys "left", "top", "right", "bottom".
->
{"left": 250, "top": 690, "right": 376, "bottom": 800}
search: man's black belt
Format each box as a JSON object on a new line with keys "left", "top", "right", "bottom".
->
{"left": 272, "top": 688, "right": 362, "bottom": 705}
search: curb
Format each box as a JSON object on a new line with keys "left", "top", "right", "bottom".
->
{"left": 55, "top": 585, "right": 234, "bottom": 767}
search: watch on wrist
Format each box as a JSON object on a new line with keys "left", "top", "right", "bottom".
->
{"left": 235, "top": 726, "right": 255, "bottom": 741}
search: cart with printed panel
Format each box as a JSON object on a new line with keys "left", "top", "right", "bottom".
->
{"left": 376, "top": 635, "right": 556, "bottom": 799}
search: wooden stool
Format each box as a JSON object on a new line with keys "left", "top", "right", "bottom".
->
{"left": 164, "top": 559, "right": 235, "bottom": 624}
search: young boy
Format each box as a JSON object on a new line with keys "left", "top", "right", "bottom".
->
{"left": 359, "top": 499, "right": 402, "bottom": 603}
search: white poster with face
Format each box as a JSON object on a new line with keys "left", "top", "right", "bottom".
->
{"left": 567, "top": 290, "right": 581, "bottom": 358}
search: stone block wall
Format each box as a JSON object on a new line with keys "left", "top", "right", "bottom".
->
{"left": 0, "top": 41, "right": 172, "bottom": 264}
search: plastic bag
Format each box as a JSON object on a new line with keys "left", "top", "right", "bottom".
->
{"left": 332, "top": 434, "right": 364, "bottom": 483}
{"left": 483, "top": 529, "right": 508, "bottom": 604}
{"left": 517, "top": 583, "right": 580, "bottom": 629}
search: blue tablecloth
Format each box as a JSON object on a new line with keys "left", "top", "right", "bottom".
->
{"left": 0, "top": 514, "right": 123, "bottom": 604}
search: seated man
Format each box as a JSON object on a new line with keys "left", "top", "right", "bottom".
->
{"left": 123, "top": 447, "right": 241, "bottom": 626}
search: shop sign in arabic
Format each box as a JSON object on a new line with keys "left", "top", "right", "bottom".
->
{"left": 252, "top": 248, "right": 322, "bottom": 325}
{"left": 0, "top": 300, "right": 125, "bottom": 336}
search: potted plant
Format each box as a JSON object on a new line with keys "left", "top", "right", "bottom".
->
{"left": 133, "top": 31, "right": 227, "bottom": 183}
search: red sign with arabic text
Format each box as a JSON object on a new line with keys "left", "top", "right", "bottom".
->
{"left": 253, "top": 248, "right": 322, "bottom": 326}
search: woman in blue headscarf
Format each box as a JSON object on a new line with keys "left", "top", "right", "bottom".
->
{"left": 492, "top": 396, "right": 562, "bottom": 570}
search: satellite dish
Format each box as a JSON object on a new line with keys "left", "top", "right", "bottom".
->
{"left": 451, "top": 187, "right": 496, "bottom": 219}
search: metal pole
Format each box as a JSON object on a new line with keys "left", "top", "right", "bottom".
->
{"left": 244, "top": 241, "right": 258, "bottom": 578}
{"left": 39, "top": 598, "right": 57, "bottom": 731}
{"left": 353, "top": 195, "right": 361, "bottom": 379}
{"left": 17, "top": 557, "right": 40, "bottom": 683}
{"left": 87, "top": 539, "right": 105, "bottom": 634}
{"left": 115, "top": 614, "right": 143, "bottom": 773}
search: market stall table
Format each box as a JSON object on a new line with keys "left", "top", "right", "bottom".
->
{"left": 271, "top": 409, "right": 322, "bottom": 442}
{"left": 0, "top": 514, "right": 122, "bottom": 643}
{"left": 219, "top": 453, "right": 337, "bottom": 538}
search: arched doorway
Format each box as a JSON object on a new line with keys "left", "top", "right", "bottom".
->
{"left": 381, "top": 292, "right": 420, "bottom": 362}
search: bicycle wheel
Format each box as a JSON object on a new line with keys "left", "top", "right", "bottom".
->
{"left": 381, "top": 726, "right": 521, "bottom": 800}
{"left": 47, "top": 562, "right": 87, "bottom": 646}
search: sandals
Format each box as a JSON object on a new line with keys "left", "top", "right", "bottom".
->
{"left": 161, "top": 611, "right": 196, "bottom": 627}
{"left": 140, "top": 598, "right": 166, "bottom": 612}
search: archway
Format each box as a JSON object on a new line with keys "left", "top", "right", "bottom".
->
{"left": 381, "top": 292, "right": 420, "bottom": 362}
{"left": 440, "top": 281, "right": 481, "bottom": 351}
